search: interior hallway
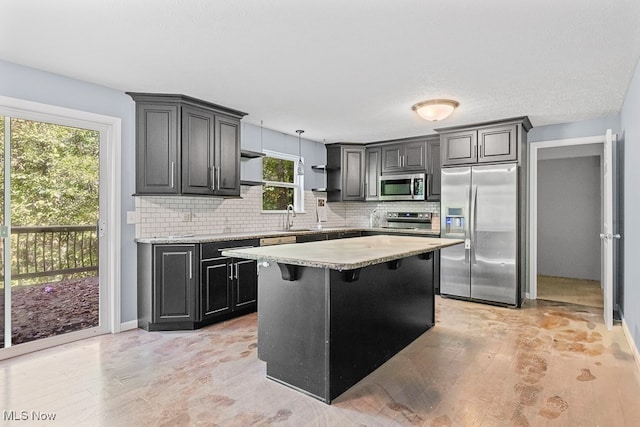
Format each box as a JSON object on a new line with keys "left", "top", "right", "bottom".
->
{"left": 537, "top": 275, "right": 604, "bottom": 308}
{"left": 1, "top": 296, "right": 639, "bottom": 426}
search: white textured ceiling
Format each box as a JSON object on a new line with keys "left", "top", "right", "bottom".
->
{"left": 2, "top": 0, "right": 640, "bottom": 143}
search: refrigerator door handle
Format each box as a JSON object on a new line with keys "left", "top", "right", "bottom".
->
{"left": 464, "top": 185, "right": 471, "bottom": 263}
{"left": 470, "top": 185, "right": 478, "bottom": 264}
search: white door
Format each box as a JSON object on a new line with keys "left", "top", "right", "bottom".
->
{"left": 600, "top": 129, "right": 616, "bottom": 330}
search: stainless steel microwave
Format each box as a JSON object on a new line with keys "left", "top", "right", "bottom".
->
{"left": 379, "top": 173, "right": 427, "bottom": 201}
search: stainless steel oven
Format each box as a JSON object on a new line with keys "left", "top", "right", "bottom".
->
{"left": 379, "top": 173, "right": 427, "bottom": 201}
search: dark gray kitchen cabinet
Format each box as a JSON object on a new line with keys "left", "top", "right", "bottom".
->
{"left": 327, "top": 231, "right": 361, "bottom": 240}
{"left": 214, "top": 116, "right": 241, "bottom": 196}
{"left": 426, "top": 137, "right": 441, "bottom": 201}
{"left": 440, "top": 129, "right": 477, "bottom": 166}
{"left": 296, "top": 233, "right": 328, "bottom": 243}
{"left": 437, "top": 117, "right": 532, "bottom": 167}
{"left": 137, "top": 243, "right": 197, "bottom": 330}
{"left": 365, "top": 147, "right": 381, "bottom": 200}
{"left": 134, "top": 103, "right": 179, "bottom": 194}
{"left": 477, "top": 124, "right": 517, "bottom": 163}
{"left": 326, "top": 144, "right": 365, "bottom": 201}
{"left": 129, "top": 93, "right": 247, "bottom": 197}
{"left": 182, "top": 105, "right": 215, "bottom": 195}
{"left": 200, "top": 240, "right": 258, "bottom": 323}
{"left": 381, "top": 140, "right": 426, "bottom": 173}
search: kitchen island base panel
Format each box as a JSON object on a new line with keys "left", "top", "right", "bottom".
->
{"left": 257, "top": 254, "right": 434, "bottom": 403}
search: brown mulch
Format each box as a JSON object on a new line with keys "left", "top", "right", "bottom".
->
{"left": 0, "top": 277, "right": 99, "bottom": 347}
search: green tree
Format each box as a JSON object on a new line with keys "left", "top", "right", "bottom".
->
{"left": 9, "top": 118, "right": 99, "bottom": 226}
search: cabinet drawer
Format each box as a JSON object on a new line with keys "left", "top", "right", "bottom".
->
{"left": 201, "top": 239, "right": 259, "bottom": 259}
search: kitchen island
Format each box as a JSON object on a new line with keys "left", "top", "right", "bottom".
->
{"left": 222, "top": 235, "right": 462, "bottom": 403}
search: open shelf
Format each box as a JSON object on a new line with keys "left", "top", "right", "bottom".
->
{"left": 240, "top": 180, "right": 264, "bottom": 186}
{"left": 241, "top": 149, "right": 265, "bottom": 159}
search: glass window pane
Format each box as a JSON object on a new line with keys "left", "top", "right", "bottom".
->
{"left": 262, "top": 185, "right": 294, "bottom": 211}
{"left": 263, "top": 157, "right": 294, "bottom": 183}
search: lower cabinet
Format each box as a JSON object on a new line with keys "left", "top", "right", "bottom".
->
{"left": 137, "top": 239, "right": 258, "bottom": 331}
{"left": 200, "top": 252, "right": 258, "bottom": 322}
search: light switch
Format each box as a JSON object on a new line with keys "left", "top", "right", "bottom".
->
{"left": 126, "top": 211, "right": 137, "bottom": 224}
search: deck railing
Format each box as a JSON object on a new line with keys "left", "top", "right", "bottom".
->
{"left": 0, "top": 225, "right": 98, "bottom": 281}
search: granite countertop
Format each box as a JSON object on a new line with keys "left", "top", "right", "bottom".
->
{"left": 221, "top": 235, "right": 463, "bottom": 271}
{"left": 135, "top": 227, "right": 441, "bottom": 244}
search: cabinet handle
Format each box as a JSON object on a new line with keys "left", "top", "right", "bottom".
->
{"left": 217, "top": 167, "right": 221, "bottom": 190}
{"left": 234, "top": 263, "right": 239, "bottom": 280}
{"left": 170, "top": 162, "right": 175, "bottom": 188}
{"left": 229, "top": 264, "right": 233, "bottom": 280}
{"left": 210, "top": 167, "right": 215, "bottom": 191}
{"left": 189, "top": 250, "right": 192, "bottom": 279}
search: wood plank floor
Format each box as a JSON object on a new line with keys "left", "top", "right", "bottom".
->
{"left": 1, "top": 296, "right": 639, "bottom": 426}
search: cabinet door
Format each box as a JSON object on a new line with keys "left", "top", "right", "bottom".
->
{"left": 234, "top": 259, "right": 258, "bottom": 308}
{"left": 365, "top": 147, "right": 381, "bottom": 200}
{"left": 403, "top": 140, "right": 427, "bottom": 170}
{"left": 342, "top": 147, "right": 365, "bottom": 200}
{"left": 214, "top": 116, "right": 241, "bottom": 196}
{"left": 381, "top": 144, "right": 402, "bottom": 173}
{"left": 200, "top": 257, "right": 232, "bottom": 319}
{"left": 136, "top": 104, "right": 179, "bottom": 194}
{"left": 154, "top": 245, "right": 196, "bottom": 323}
{"left": 426, "top": 139, "right": 441, "bottom": 201}
{"left": 441, "top": 130, "right": 477, "bottom": 166}
{"left": 478, "top": 125, "right": 517, "bottom": 163}
{"left": 182, "top": 106, "right": 215, "bottom": 195}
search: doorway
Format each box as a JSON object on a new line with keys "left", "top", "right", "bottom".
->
{"left": 536, "top": 150, "right": 603, "bottom": 308}
{"left": 529, "top": 131, "right": 616, "bottom": 329}
{"left": 0, "top": 96, "right": 121, "bottom": 359}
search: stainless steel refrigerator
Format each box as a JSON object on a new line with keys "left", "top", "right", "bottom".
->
{"left": 440, "top": 163, "right": 521, "bottom": 306}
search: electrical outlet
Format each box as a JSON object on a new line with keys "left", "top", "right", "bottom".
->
{"left": 182, "top": 211, "right": 192, "bottom": 222}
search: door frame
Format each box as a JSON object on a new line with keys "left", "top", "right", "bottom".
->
{"left": 0, "top": 95, "right": 121, "bottom": 358}
{"left": 528, "top": 132, "right": 614, "bottom": 328}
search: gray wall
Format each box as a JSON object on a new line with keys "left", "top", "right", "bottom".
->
{"left": 537, "top": 156, "right": 601, "bottom": 280}
{"left": 621, "top": 57, "right": 640, "bottom": 354}
{"left": 0, "top": 60, "right": 138, "bottom": 323}
{"left": 529, "top": 115, "right": 621, "bottom": 142}
{"left": 241, "top": 122, "right": 327, "bottom": 190}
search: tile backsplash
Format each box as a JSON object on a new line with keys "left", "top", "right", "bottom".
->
{"left": 135, "top": 185, "right": 440, "bottom": 238}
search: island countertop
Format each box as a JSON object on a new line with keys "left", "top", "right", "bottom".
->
{"left": 222, "top": 235, "right": 463, "bottom": 271}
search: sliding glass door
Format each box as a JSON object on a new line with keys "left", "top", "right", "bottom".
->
{"left": 1, "top": 115, "right": 103, "bottom": 350}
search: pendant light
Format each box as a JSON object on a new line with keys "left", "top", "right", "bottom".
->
{"left": 296, "top": 129, "right": 305, "bottom": 175}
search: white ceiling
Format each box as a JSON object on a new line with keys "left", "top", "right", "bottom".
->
{"left": 2, "top": 0, "right": 640, "bottom": 143}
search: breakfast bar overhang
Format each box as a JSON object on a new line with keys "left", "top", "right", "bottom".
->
{"left": 222, "top": 235, "right": 463, "bottom": 403}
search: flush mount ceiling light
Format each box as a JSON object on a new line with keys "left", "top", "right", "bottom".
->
{"left": 412, "top": 99, "right": 459, "bottom": 121}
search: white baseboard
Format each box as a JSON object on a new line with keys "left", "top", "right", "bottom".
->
{"left": 119, "top": 320, "right": 139, "bottom": 332}
{"left": 622, "top": 317, "right": 640, "bottom": 373}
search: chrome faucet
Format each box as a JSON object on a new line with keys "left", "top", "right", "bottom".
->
{"left": 285, "top": 204, "right": 296, "bottom": 230}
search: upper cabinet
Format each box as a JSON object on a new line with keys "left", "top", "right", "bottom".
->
{"left": 437, "top": 117, "right": 532, "bottom": 167}
{"left": 326, "top": 144, "right": 366, "bottom": 202}
{"left": 426, "top": 137, "right": 441, "bottom": 201}
{"left": 129, "top": 93, "right": 247, "bottom": 197}
{"left": 364, "top": 147, "right": 381, "bottom": 200}
{"left": 381, "top": 140, "right": 426, "bottom": 173}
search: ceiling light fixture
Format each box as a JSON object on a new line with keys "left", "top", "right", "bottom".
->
{"left": 412, "top": 99, "right": 459, "bottom": 121}
{"left": 296, "top": 129, "right": 305, "bottom": 175}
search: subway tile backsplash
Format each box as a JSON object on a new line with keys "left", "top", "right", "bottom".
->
{"left": 135, "top": 186, "right": 440, "bottom": 238}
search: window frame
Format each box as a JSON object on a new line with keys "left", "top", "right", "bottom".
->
{"left": 261, "top": 149, "right": 305, "bottom": 213}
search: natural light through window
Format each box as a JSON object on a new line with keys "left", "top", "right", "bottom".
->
{"left": 262, "top": 150, "right": 304, "bottom": 212}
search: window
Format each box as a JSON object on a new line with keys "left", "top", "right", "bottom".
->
{"left": 262, "top": 150, "right": 304, "bottom": 212}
